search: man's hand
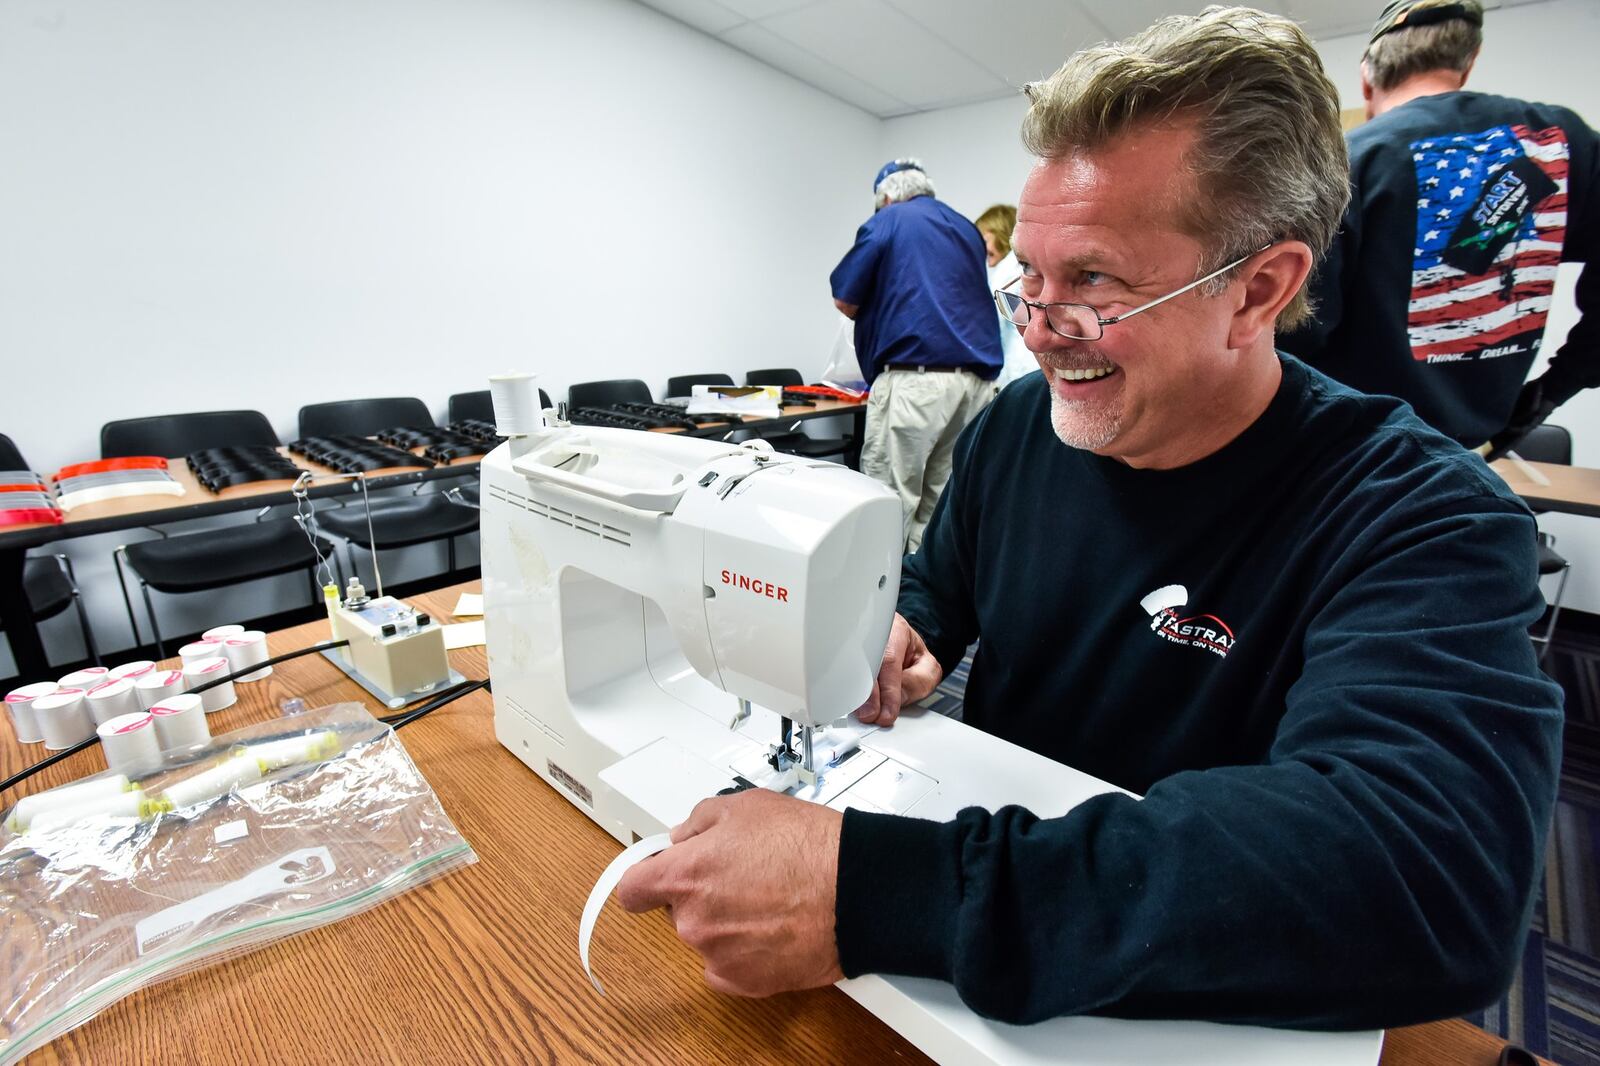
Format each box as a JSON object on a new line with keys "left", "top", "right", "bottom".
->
{"left": 855, "top": 612, "right": 943, "bottom": 727}
{"left": 1484, "top": 378, "right": 1558, "bottom": 461}
{"left": 834, "top": 298, "right": 859, "bottom": 320}
{"left": 615, "top": 790, "right": 844, "bottom": 997}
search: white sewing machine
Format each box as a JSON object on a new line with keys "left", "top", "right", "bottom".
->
{"left": 479, "top": 417, "right": 1380, "bottom": 1066}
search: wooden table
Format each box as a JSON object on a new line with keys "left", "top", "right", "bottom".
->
{"left": 0, "top": 581, "right": 1541, "bottom": 1065}
{"left": 1490, "top": 457, "right": 1600, "bottom": 518}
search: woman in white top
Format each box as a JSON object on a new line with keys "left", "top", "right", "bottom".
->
{"left": 975, "top": 204, "right": 1036, "bottom": 388}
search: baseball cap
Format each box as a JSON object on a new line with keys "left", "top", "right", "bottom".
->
{"left": 1369, "top": 0, "right": 1483, "bottom": 45}
{"left": 873, "top": 159, "right": 924, "bottom": 192}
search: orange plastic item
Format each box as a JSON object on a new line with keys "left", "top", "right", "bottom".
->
{"left": 54, "top": 456, "right": 169, "bottom": 481}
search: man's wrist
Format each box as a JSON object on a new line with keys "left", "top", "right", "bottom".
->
{"left": 836, "top": 807, "right": 960, "bottom": 980}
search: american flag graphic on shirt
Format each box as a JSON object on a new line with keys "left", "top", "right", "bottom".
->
{"left": 1408, "top": 124, "right": 1569, "bottom": 363}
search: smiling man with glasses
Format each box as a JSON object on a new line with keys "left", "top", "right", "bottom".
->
{"left": 616, "top": 6, "right": 1562, "bottom": 1033}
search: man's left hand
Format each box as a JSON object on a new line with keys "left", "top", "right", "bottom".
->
{"left": 615, "top": 789, "right": 845, "bottom": 997}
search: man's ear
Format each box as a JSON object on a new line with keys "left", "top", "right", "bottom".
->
{"left": 1227, "top": 242, "right": 1313, "bottom": 350}
{"left": 1360, "top": 61, "right": 1377, "bottom": 119}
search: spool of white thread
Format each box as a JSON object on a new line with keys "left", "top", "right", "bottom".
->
{"left": 178, "top": 640, "right": 223, "bottom": 667}
{"left": 4, "top": 681, "right": 57, "bottom": 744}
{"left": 221, "top": 630, "right": 272, "bottom": 681}
{"left": 85, "top": 678, "right": 141, "bottom": 725}
{"left": 107, "top": 659, "right": 157, "bottom": 683}
{"left": 58, "top": 666, "right": 109, "bottom": 691}
{"left": 34, "top": 689, "right": 94, "bottom": 749}
{"left": 202, "top": 624, "right": 245, "bottom": 641}
{"left": 29, "top": 790, "right": 150, "bottom": 833}
{"left": 489, "top": 371, "right": 544, "bottom": 436}
{"left": 149, "top": 693, "right": 210, "bottom": 751}
{"left": 9, "top": 772, "right": 131, "bottom": 830}
{"left": 98, "top": 711, "right": 162, "bottom": 775}
{"left": 183, "top": 656, "right": 237, "bottom": 713}
{"left": 134, "top": 668, "right": 187, "bottom": 709}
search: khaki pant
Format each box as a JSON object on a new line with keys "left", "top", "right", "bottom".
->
{"left": 862, "top": 369, "right": 997, "bottom": 552}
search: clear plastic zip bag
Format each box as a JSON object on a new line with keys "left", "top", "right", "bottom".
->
{"left": 0, "top": 702, "right": 476, "bottom": 1063}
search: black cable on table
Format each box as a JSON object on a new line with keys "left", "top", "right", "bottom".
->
{"left": 0, "top": 639, "right": 351, "bottom": 797}
{"left": 379, "top": 678, "right": 490, "bottom": 732}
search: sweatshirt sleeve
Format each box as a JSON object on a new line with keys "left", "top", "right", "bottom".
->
{"left": 1535, "top": 116, "right": 1600, "bottom": 407}
{"left": 895, "top": 404, "right": 990, "bottom": 676}
{"left": 836, "top": 492, "right": 1564, "bottom": 1030}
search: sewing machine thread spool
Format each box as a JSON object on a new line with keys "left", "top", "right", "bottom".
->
{"left": 203, "top": 624, "right": 245, "bottom": 641}
{"left": 107, "top": 659, "right": 157, "bottom": 683}
{"left": 98, "top": 711, "right": 161, "bottom": 775}
{"left": 221, "top": 630, "right": 272, "bottom": 681}
{"left": 162, "top": 753, "right": 261, "bottom": 809}
{"left": 149, "top": 693, "right": 209, "bottom": 751}
{"left": 9, "top": 772, "right": 131, "bottom": 830}
{"left": 4, "top": 681, "right": 57, "bottom": 744}
{"left": 489, "top": 371, "right": 543, "bottom": 436}
{"left": 134, "top": 668, "right": 187, "bottom": 709}
{"left": 85, "top": 677, "right": 141, "bottom": 726}
{"left": 178, "top": 639, "right": 223, "bottom": 667}
{"left": 183, "top": 656, "right": 237, "bottom": 713}
{"left": 33, "top": 688, "right": 94, "bottom": 749}
{"left": 58, "top": 666, "right": 109, "bottom": 691}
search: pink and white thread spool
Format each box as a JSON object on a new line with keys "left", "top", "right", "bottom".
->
{"left": 202, "top": 624, "right": 245, "bottom": 641}
{"left": 33, "top": 688, "right": 94, "bottom": 749}
{"left": 58, "top": 667, "right": 109, "bottom": 691}
{"left": 221, "top": 630, "right": 272, "bottom": 681}
{"left": 182, "top": 656, "right": 236, "bottom": 713}
{"left": 149, "top": 693, "right": 209, "bottom": 751}
{"left": 85, "top": 678, "right": 141, "bottom": 726}
{"left": 97, "top": 712, "right": 162, "bottom": 775}
{"left": 134, "top": 668, "right": 187, "bottom": 709}
{"left": 178, "top": 640, "right": 223, "bottom": 668}
{"left": 107, "top": 660, "right": 157, "bottom": 683}
{"left": 4, "top": 682, "right": 57, "bottom": 744}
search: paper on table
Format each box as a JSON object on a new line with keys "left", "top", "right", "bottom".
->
{"left": 443, "top": 621, "right": 485, "bottom": 650}
{"left": 452, "top": 592, "right": 483, "bottom": 618}
{"left": 579, "top": 833, "right": 673, "bottom": 995}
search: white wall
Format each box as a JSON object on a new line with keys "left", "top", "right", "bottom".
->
{"left": 881, "top": 0, "right": 1600, "bottom": 616}
{"left": 0, "top": 0, "right": 882, "bottom": 669}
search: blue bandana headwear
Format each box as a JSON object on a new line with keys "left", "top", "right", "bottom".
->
{"left": 874, "top": 160, "right": 924, "bottom": 192}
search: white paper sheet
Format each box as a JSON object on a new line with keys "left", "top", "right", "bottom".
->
{"left": 443, "top": 621, "right": 485, "bottom": 649}
{"left": 452, "top": 592, "right": 483, "bottom": 618}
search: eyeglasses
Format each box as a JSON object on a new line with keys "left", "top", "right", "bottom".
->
{"left": 993, "top": 244, "right": 1272, "bottom": 342}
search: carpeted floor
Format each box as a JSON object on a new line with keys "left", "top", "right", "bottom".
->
{"left": 922, "top": 629, "right": 1600, "bottom": 1065}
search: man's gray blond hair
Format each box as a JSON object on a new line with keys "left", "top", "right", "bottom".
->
{"left": 1020, "top": 6, "right": 1349, "bottom": 329}
{"left": 1364, "top": 3, "right": 1483, "bottom": 92}
{"left": 875, "top": 160, "right": 937, "bottom": 210}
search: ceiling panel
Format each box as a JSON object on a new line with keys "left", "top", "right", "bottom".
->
{"left": 891, "top": 0, "right": 1102, "bottom": 90}
{"left": 637, "top": 0, "right": 746, "bottom": 35}
{"left": 757, "top": 0, "right": 1009, "bottom": 111}
{"left": 721, "top": 21, "right": 910, "bottom": 115}
{"left": 715, "top": 0, "right": 819, "bottom": 19}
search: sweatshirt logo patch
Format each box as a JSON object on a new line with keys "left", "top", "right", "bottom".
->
{"left": 1139, "top": 584, "right": 1235, "bottom": 659}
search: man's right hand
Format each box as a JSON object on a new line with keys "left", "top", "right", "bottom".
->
{"left": 855, "top": 613, "right": 943, "bottom": 727}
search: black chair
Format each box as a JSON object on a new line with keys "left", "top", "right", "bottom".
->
{"left": 102, "top": 412, "right": 337, "bottom": 658}
{"left": 569, "top": 379, "right": 652, "bottom": 411}
{"left": 296, "top": 398, "right": 480, "bottom": 584}
{"left": 745, "top": 368, "right": 804, "bottom": 387}
{"left": 665, "top": 373, "right": 733, "bottom": 398}
{"left": 449, "top": 388, "right": 551, "bottom": 424}
{"left": 1515, "top": 424, "right": 1572, "bottom": 660}
{"left": 0, "top": 432, "right": 101, "bottom": 667}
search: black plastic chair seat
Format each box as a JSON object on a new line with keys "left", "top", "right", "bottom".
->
{"left": 760, "top": 431, "right": 850, "bottom": 458}
{"left": 124, "top": 520, "right": 334, "bottom": 593}
{"left": 24, "top": 558, "right": 73, "bottom": 620}
{"left": 315, "top": 495, "right": 479, "bottom": 550}
{"left": 1538, "top": 540, "right": 1568, "bottom": 576}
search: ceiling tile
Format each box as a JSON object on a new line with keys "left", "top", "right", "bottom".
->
{"left": 884, "top": 0, "right": 1104, "bottom": 90}
{"left": 634, "top": 0, "right": 746, "bottom": 35}
{"left": 717, "top": 0, "right": 818, "bottom": 18}
{"left": 721, "top": 21, "right": 909, "bottom": 115}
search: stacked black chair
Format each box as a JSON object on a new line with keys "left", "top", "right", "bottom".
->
{"left": 1516, "top": 424, "right": 1574, "bottom": 660}
{"left": 0, "top": 432, "right": 101, "bottom": 667}
{"left": 103, "top": 411, "right": 336, "bottom": 658}
{"left": 296, "top": 398, "right": 480, "bottom": 584}
{"left": 569, "top": 379, "right": 652, "bottom": 411}
{"left": 745, "top": 368, "right": 805, "bottom": 388}
{"left": 665, "top": 373, "right": 734, "bottom": 398}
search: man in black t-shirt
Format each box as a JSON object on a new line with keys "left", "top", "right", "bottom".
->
{"left": 1280, "top": 0, "right": 1600, "bottom": 453}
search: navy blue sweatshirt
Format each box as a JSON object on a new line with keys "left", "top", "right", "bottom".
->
{"left": 1280, "top": 91, "right": 1600, "bottom": 445}
{"left": 835, "top": 356, "right": 1564, "bottom": 1029}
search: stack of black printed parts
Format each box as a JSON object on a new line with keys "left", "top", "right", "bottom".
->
{"left": 287, "top": 436, "right": 434, "bottom": 473}
{"left": 569, "top": 407, "right": 657, "bottom": 431}
{"left": 0, "top": 471, "right": 62, "bottom": 527}
{"left": 186, "top": 447, "right": 306, "bottom": 493}
{"left": 613, "top": 402, "right": 733, "bottom": 428}
{"left": 445, "top": 419, "right": 505, "bottom": 445}
{"left": 373, "top": 425, "right": 489, "bottom": 463}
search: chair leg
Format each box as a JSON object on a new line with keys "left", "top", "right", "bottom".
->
{"left": 112, "top": 546, "right": 143, "bottom": 652}
{"left": 1537, "top": 564, "right": 1570, "bottom": 663}
{"left": 139, "top": 578, "right": 166, "bottom": 661}
{"left": 55, "top": 554, "right": 102, "bottom": 666}
{"left": 448, "top": 537, "right": 457, "bottom": 574}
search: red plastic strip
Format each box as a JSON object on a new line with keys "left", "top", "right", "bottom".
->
{"left": 54, "top": 456, "right": 168, "bottom": 481}
{"left": 0, "top": 508, "right": 64, "bottom": 526}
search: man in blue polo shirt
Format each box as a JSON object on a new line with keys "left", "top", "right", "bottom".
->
{"left": 830, "top": 159, "right": 1003, "bottom": 552}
